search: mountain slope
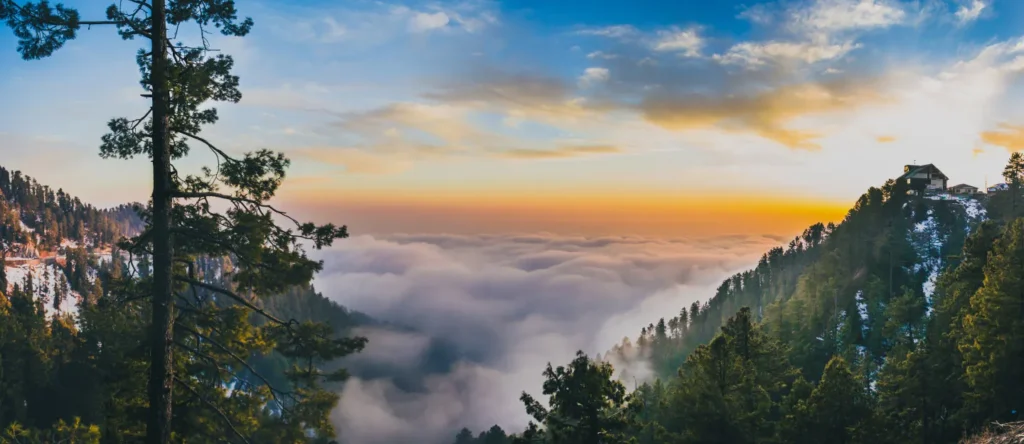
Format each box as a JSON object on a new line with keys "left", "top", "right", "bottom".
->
{"left": 605, "top": 178, "right": 985, "bottom": 384}
{"left": 452, "top": 172, "right": 1021, "bottom": 444}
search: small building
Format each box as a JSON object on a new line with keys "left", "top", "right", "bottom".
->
{"left": 899, "top": 164, "right": 949, "bottom": 193}
{"left": 950, "top": 183, "right": 979, "bottom": 195}
{"left": 988, "top": 183, "right": 1010, "bottom": 193}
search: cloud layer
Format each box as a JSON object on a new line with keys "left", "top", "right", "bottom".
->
{"left": 313, "top": 232, "right": 782, "bottom": 444}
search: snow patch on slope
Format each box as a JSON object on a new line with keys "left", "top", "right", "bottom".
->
{"left": 855, "top": 290, "right": 869, "bottom": 335}
{"left": 6, "top": 262, "right": 81, "bottom": 320}
{"left": 910, "top": 208, "right": 943, "bottom": 316}
{"left": 926, "top": 194, "right": 987, "bottom": 229}
{"left": 913, "top": 194, "right": 986, "bottom": 315}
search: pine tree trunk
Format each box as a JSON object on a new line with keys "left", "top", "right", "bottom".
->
{"left": 146, "top": 0, "right": 174, "bottom": 442}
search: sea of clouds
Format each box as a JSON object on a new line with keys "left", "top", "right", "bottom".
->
{"left": 311, "top": 232, "right": 785, "bottom": 444}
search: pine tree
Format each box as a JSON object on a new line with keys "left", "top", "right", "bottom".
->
{"left": 454, "top": 428, "right": 476, "bottom": 444}
{"left": 2, "top": 1, "right": 362, "bottom": 442}
{"left": 959, "top": 218, "right": 1024, "bottom": 426}
{"left": 519, "top": 351, "right": 631, "bottom": 444}
{"left": 1003, "top": 153, "right": 1024, "bottom": 218}
{"left": 780, "top": 356, "right": 873, "bottom": 444}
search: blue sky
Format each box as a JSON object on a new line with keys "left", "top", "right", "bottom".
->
{"left": 2, "top": 0, "right": 1024, "bottom": 235}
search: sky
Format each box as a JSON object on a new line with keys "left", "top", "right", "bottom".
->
{"left": 5, "top": 0, "right": 1024, "bottom": 238}
{"left": 5, "top": 1, "right": 1024, "bottom": 441}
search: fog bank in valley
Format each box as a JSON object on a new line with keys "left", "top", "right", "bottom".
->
{"left": 312, "top": 232, "right": 783, "bottom": 444}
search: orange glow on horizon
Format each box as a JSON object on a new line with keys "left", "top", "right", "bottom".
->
{"left": 278, "top": 186, "right": 853, "bottom": 238}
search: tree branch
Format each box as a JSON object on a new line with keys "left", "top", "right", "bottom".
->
{"left": 173, "top": 376, "right": 252, "bottom": 444}
{"left": 176, "top": 322, "right": 296, "bottom": 408}
{"left": 173, "top": 275, "right": 291, "bottom": 326}
{"left": 173, "top": 129, "right": 237, "bottom": 162}
{"left": 171, "top": 191, "right": 306, "bottom": 231}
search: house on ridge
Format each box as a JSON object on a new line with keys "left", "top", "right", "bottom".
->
{"left": 950, "top": 183, "right": 979, "bottom": 195}
{"left": 988, "top": 183, "right": 1009, "bottom": 193}
{"left": 899, "top": 164, "right": 948, "bottom": 194}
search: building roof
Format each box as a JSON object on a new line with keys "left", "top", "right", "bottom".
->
{"left": 900, "top": 164, "right": 949, "bottom": 181}
{"left": 951, "top": 183, "right": 977, "bottom": 189}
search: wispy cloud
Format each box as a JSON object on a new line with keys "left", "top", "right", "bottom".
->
{"left": 639, "top": 79, "right": 889, "bottom": 150}
{"left": 578, "top": 67, "right": 610, "bottom": 87}
{"left": 955, "top": 0, "right": 987, "bottom": 25}
{"left": 587, "top": 51, "right": 618, "bottom": 60}
{"left": 714, "top": 40, "right": 859, "bottom": 67}
{"left": 715, "top": 0, "right": 910, "bottom": 70}
{"left": 789, "top": 0, "right": 908, "bottom": 37}
{"left": 293, "top": 147, "right": 417, "bottom": 174}
{"left": 576, "top": 25, "right": 639, "bottom": 38}
{"left": 409, "top": 11, "right": 451, "bottom": 32}
{"left": 738, "top": 4, "right": 775, "bottom": 24}
{"left": 981, "top": 123, "right": 1024, "bottom": 152}
{"left": 652, "top": 27, "right": 704, "bottom": 57}
{"left": 876, "top": 135, "right": 896, "bottom": 143}
{"left": 498, "top": 145, "right": 622, "bottom": 159}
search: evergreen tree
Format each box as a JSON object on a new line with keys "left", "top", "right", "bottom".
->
{"left": 2, "top": 2, "right": 363, "bottom": 443}
{"left": 780, "top": 357, "right": 874, "bottom": 444}
{"left": 1003, "top": 152, "right": 1024, "bottom": 218}
{"left": 519, "top": 351, "right": 630, "bottom": 444}
{"left": 959, "top": 218, "right": 1024, "bottom": 426}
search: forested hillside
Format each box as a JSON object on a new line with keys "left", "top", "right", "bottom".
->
{"left": 451, "top": 154, "right": 1024, "bottom": 444}
{"left": 0, "top": 165, "right": 378, "bottom": 443}
{"left": 0, "top": 166, "right": 142, "bottom": 253}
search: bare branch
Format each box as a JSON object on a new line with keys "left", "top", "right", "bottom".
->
{"left": 173, "top": 129, "right": 237, "bottom": 162}
{"left": 130, "top": 107, "right": 153, "bottom": 131}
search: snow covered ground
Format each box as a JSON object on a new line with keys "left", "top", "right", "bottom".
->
{"left": 5, "top": 261, "right": 81, "bottom": 319}
{"left": 911, "top": 194, "right": 987, "bottom": 316}
{"left": 911, "top": 208, "right": 943, "bottom": 315}
{"left": 926, "top": 194, "right": 987, "bottom": 227}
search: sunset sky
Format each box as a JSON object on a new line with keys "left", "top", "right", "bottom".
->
{"left": 3, "top": 0, "right": 1024, "bottom": 237}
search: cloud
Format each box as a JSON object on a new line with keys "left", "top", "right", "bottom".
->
{"left": 653, "top": 27, "right": 704, "bottom": 57}
{"left": 409, "top": 11, "right": 451, "bottom": 32}
{"left": 578, "top": 67, "right": 611, "bottom": 87}
{"left": 422, "top": 71, "right": 609, "bottom": 125}
{"left": 332, "top": 102, "right": 494, "bottom": 151}
{"left": 498, "top": 145, "right": 621, "bottom": 159}
{"left": 587, "top": 51, "right": 618, "bottom": 60}
{"left": 876, "top": 135, "right": 896, "bottom": 143}
{"left": 714, "top": 40, "right": 860, "bottom": 67}
{"left": 789, "top": 0, "right": 907, "bottom": 37}
{"left": 241, "top": 82, "right": 334, "bottom": 111}
{"left": 264, "top": 1, "right": 498, "bottom": 47}
{"left": 980, "top": 123, "right": 1024, "bottom": 152}
{"left": 738, "top": 4, "right": 775, "bottom": 24}
{"left": 715, "top": 0, "right": 908, "bottom": 70}
{"left": 293, "top": 147, "right": 417, "bottom": 174}
{"left": 316, "top": 233, "right": 782, "bottom": 444}
{"left": 955, "top": 0, "right": 986, "bottom": 25}
{"left": 638, "top": 78, "right": 889, "bottom": 150}
{"left": 576, "top": 25, "right": 639, "bottom": 38}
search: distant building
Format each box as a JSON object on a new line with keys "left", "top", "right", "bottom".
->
{"left": 950, "top": 183, "right": 979, "bottom": 195}
{"left": 988, "top": 183, "right": 1010, "bottom": 193}
{"left": 900, "top": 164, "right": 948, "bottom": 194}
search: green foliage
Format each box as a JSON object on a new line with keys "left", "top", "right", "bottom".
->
{"left": 959, "top": 217, "right": 1024, "bottom": 424}
{"left": 468, "top": 157, "right": 1024, "bottom": 444}
{"left": 2, "top": 0, "right": 365, "bottom": 441}
{"left": 1, "top": 418, "right": 100, "bottom": 444}
{"left": 518, "top": 351, "right": 631, "bottom": 444}
{"left": 783, "top": 357, "right": 875, "bottom": 444}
